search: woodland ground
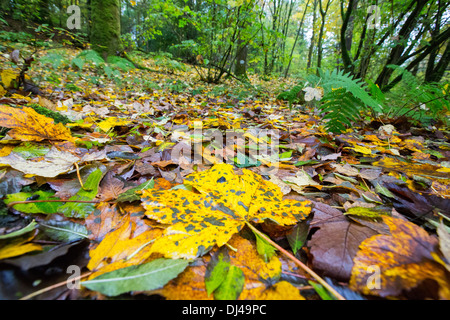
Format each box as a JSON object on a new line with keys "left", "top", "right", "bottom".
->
{"left": 0, "top": 37, "right": 449, "bottom": 301}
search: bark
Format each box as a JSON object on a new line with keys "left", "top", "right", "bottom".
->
{"left": 375, "top": 0, "right": 430, "bottom": 89}
{"left": 90, "top": 0, "right": 121, "bottom": 59}
{"left": 307, "top": 0, "right": 318, "bottom": 70}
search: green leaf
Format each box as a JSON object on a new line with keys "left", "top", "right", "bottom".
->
{"left": 308, "top": 280, "right": 337, "bottom": 300}
{"left": 286, "top": 220, "right": 310, "bottom": 255}
{"left": 4, "top": 190, "right": 60, "bottom": 214}
{"left": 344, "top": 207, "right": 383, "bottom": 219}
{"left": 253, "top": 230, "right": 277, "bottom": 263}
{"left": 0, "top": 220, "right": 37, "bottom": 240}
{"left": 58, "top": 169, "right": 103, "bottom": 218}
{"left": 213, "top": 265, "right": 245, "bottom": 300}
{"left": 205, "top": 248, "right": 230, "bottom": 296}
{"left": 39, "top": 220, "right": 88, "bottom": 242}
{"left": 117, "top": 178, "right": 155, "bottom": 203}
{"left": 81, "top": 258, "right": 189, "bottom": 297}
{"left": 294, "top": 160, "right": 320, "bottom": 166}
{"left": 13, "top": 142, "right": 50, "bottom": 159}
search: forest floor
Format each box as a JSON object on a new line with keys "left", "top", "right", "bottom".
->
{"left": 0, "top": 40, "right": 449, "bottom": 301}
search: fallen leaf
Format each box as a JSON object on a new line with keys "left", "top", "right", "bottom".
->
{"left": 350, "top": 216, "right": 450, "bottom": 299}
{"left": 82, "top": 258, "right": 189, "bottom": 297}
{"left": 141, "top": 163, "right": 312, "bottom": 259}
{"left": 0, "top": 146, "right": 79, "bottom": 178}
{"left": 309, "top": 202, "right": 378, "bottom": 281}
{"left": 0, "top": 105, "right": 74, "bottom": 142}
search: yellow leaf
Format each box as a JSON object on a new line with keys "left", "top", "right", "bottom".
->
{"left": 87, "top": 215, "right": 163, "bottom": 278}
{"left": 141, "top": 163, "right": 312, "bottom": 259}
{"left": 0, "top": 84, "right": 6, "bottom": 97}
{"left": 0, "top": 105, "right": 74, "bottom": 142}
{"left": 1, "top": 69, "right": 19, "bottom": 88}
{"left": 0, "top": 233, "right": 42, "bottom": 260}
{"left": 97, "top": 117, "right": 131, "bottom": 132}
{"left": 345, "top": 144, "right": 373, "bottom": 155}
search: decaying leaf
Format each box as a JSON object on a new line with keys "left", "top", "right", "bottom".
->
{"left": 141, "top": 163, "right": 312, "bottom": 259}
{"left": 350, "top": 216, "right": 450, "bottom": 299}
{"left": 0, "top": 105, "right": 74, "bottom": 142}
{"left": 309, "top": 202, "right": 378, "bottom": 281}
{"left": 0, "top": 146, "right": 79, "bottom": 178}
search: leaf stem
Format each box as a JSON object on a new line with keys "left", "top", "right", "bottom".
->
{"left": 245, "top": 221, "right": 346, "bottom": 300}
{"left": 19, "top": 271, "right": 92, "bottom": 300}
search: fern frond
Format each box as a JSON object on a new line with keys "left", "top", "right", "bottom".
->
{"left": 319, "top": 88, "right": 363, "bottom": 133}
{"left": 318, "top": 69, "right": 383, "bottom": 114}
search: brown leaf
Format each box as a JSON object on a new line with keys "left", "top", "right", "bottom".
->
{"left": 350, "top": 216, "right": 450, "bottom": 299}
{"left": 309, "top": 202, "right": 378, "bottom": 282}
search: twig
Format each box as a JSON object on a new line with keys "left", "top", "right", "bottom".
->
{"left": 19, "top": 272, "right": 92, "bottom": 300}
{"left": 245, "top": 221, "right": 346, "bottom": 300}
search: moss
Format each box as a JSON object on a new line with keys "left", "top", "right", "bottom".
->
{"left": 90, "top": 0, "right": 121, "bottom": 59}
{"left": 26, "top": 103, "right": 71, "bottom": 124}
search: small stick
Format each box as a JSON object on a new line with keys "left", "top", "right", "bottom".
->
{"left": 245, "top": 221, "right": 346, "bottom": 300}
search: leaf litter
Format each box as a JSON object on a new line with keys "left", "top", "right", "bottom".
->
{"left": 0, "top": 43, "right": 449, "bottom": 301}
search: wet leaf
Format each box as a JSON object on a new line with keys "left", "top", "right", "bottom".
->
{"left": 0, "top": 105, "right": 74, "bottom": 142}
{"left": 82, "top": 258, "right": 189, "bottom": 297}
{"left": 5, "top": 190, "right": 60, "bottom": 214}
{"left": 350, "top": 216, "right": 450, "bottom": 299}
{"left": 141, "top": 163, "right": 312, "bottom": 259}
{"left": 309, "top": 202, "right": 378, "bottom": 281}
{"left": 0, "top": 232, "right": 42, "bottom": 260}
{"left": 58, "top": 169, "right": 103, "bottom": 218}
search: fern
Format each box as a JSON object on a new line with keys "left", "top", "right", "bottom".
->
{"left": 386, "top": 65, "right": 450, "bottom": 122}
{"left": 276, "top": 85, "right": 304, "bottom": 107}
{"left": 319, "top": 88, "right": 364, "bottom": 133}
{"left": 318, "top": 69, "right": 384, "bottom": 114}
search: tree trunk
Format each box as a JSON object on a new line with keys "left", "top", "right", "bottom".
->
{"left": 307, "top": 0, "right": 318, "bottom": 70}
{"left": 375, "top": 0, "right": 430, "bottom": 90}
{"left": 234, "top": 37, "right": 248, "bottom": 79}
{"left": 317, "top": 0, "right": 332, "bottom": 71}
{"left": 340, "top": 0, "right": 357, "bottom": 74}
{"left": 425, "top": 42, "right": 450, "bottom": 83}
{"left": 90, "top": 0, "right": 121, "bottom": 59}
{"left": 284, "top": 0, "right": 310, "bottom": 77}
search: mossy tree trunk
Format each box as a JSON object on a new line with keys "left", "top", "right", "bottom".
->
{"left": 90, "top": 0, "right": 121, "bottom": 59}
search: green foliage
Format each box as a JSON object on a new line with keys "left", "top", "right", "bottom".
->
{"left": 165, "top": 79, "right": 189, "bottom": 93}
{"left": 106, "top": 56, "right": 135, "bottom": 72}
{"left": 276, "top": 85, "right": 305, "bottom": 107}
{"left": 0, "top": 31, "right": 33, "bottom": 43}
{"left": 385, "top": 65, "right": 450, "bottom": 124}
{"left": 75, "top": 50, "right": 105, "bottom": 68}
{"left": 319, "top": 88, "right": 364, "bottom": 133}
{"left": 317, "top": 69, "right": 383, "bottom": 114}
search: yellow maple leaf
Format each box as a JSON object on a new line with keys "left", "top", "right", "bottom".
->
{"left": 0, "top": 105, "right": 74, "bottom": 142}
{"left": 141, "top": 163, "right": 312, "bottom": 259}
